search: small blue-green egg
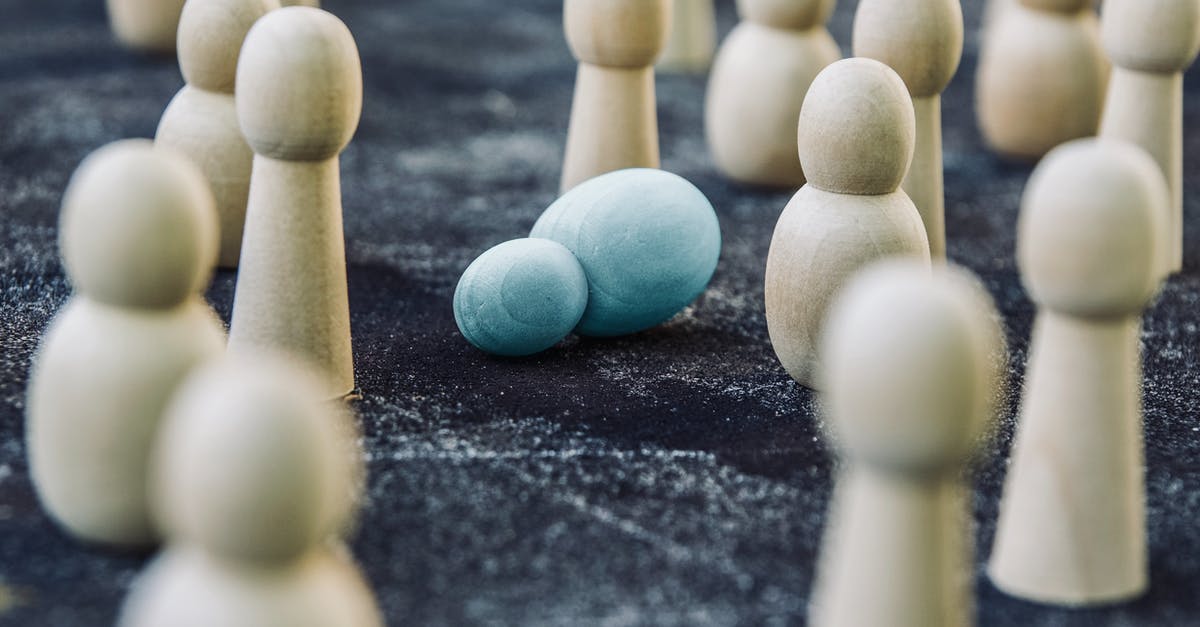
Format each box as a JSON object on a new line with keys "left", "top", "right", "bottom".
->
{"left": 453, "top": 238, "right": 589, "bottom": 357}
{"left": 530, "top": 168, "right": 721, "bottom": 337}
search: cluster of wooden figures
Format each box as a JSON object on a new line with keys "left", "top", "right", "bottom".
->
{"left": 15, "top": 0, "right": 1200, "bottom": 624}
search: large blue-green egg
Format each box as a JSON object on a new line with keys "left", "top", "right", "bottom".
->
{"left": 530, "top": 168, "right": 721, "bottom": 337}
{"left": 453, "top": 238, "right": 588, "bottom": 357}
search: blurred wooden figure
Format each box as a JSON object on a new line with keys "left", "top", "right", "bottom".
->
{"left": 811, "top": 260, "right": 1003, "bottom": 627}
{"left": 989, "top": 138, "right": 1168, "bottom": 605}
{"left": 157, "top": 0, "right": 280, "bottom": 269}
{"left": 854, "top": 0, "right": 963, "bottom": 259}
{"left": 560, "top": 0, "right": 670, "bottom": 193}
{"left": 765, "top": 58, "right": 931, "bottom": 389}
{"left": 658, "top": 0, "right": 716, "bottom": 73}
{"left": 107, "top": 0, "right": 187, "bottom": 53}
{"left": 229, "top": 6, "right": 361, "bottom": 398}
{"left": 706, "top": 0, "right": 840, "bottom": 188}
{"left": 119, "top": 354, "right": 381, "bottom": 627}
{"left": 1099, "top": 0, "right": 1200, "bottom": 274}
{"left": 976, "top": 0, "right": 1108, "bottom": 160}
{"left": 26, "top": 140, "right": 225, "bottom": 548}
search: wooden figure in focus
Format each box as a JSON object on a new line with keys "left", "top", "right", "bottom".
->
{"left": 229, "top": 6, "right": 362, "bottom": 399}
{"left": 854, "top": 0, "right": 963, "bottom": 259}
{"left": 118, "top": 354, "right": 381, "bottom": 627}
{"left": 811, "top": 260, "right": 1003, "bottom": 627}
{"left": 706, "top": 0, "right": 840, "bottom": 188}
{"left": 560, "top": 0, "right": 670, "bottom": 193}
{"left": 989, "top": 138, "right": 1168, "bottom": 606}
{"left": 764, "top": 58, "right": 931, "bottom": 390}
{"left": 658, "top": 0, "right": 717, "bottom": 74}
{"left": 157, "top": 0, "right": 280, "bottom": 269}
{"left": 976, "top": 0, "right": 1109, "bottom": 160}
{"left": 107, "top": 0, "right": 188, "bottom": 53}
{"left": 26, "top": 140, "right": 225, "bottom": 548}
{"left": 1099, "top": 0, "right": 1200, "bottom": 274}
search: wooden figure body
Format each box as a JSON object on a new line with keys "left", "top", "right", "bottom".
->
{"left": 705, "top": 0, "right": 840, "bottom": 188}
{"left": 157, "top": 0, "right": 279, "bottom": 269}
{"left": 853, "top": 0, "right": 963, "bottom": 259}
{"left": 229, "top": 6, "right": 362, "bottom": 398}
{"left": 764, "top": 58, "right": 930, "bottom": 389}
{"left": 989, "top": 138, "right": 1168, "bottom": 606}
{"left": 976, "top": 0, "right": 1109, "bottom": 160}
{"left": 658, "top": 0, "right": 716, "bottom": 73}
{"left": 106, "top": 0, "right": 187, "bottom": 53}
{"left": 560, "top": 0, "right": 670, "bottom": 193}
{"left": 26, "top": 140, "right": 224, "bottom": 548}
{"left": 811, "top": 260, "right": 1003, "bottom": 627}
{"left": 119, "top": 354, "right": 381, "bottom": 627}
{"left": 1099, "top": 0, "right": 1200, "bottom": 273}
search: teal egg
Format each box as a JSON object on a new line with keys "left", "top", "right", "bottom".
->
{"left": 453, "top": 238, "right": 588, "bottom": 357}
{"left": 530, "top": 168, "right": 721, "bottom": 337}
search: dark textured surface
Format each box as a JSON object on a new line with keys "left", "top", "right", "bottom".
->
{"left": 1, "top": 0, "right": 1200, "bottom": 625}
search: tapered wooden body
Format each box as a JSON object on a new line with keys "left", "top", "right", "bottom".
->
{"left": 853, "top": 0, "right": 962, "bottom": 259}
{"left": 1102, "top": 72, "right": 1184, "bottom": 273}
{"left": 158, "top": 87, "right": 253, "bottom": 268}
{"left": 989, "top": 312, "right": 1146, "bottom": 605}
{"left": 705, "top": 22, "right": 839, "bottom": 188}
{"left": 658, "top": 0, "right": 716, "bottom": 73}
{"left": 26, "top": 298, "right": 224, "bottom": 547}
{"left": 813, "top": 468, "right": 969, "bottom": 627}
{"left": 764, "top": 186, "right": 929, "bottom": 389}
{"left": 106, "top": 0, "right": 186, "bottom": 53}
{"left": 561, "top": 65, "right": 659, "bottom": 193}
{"left": 976, "top": 4, "right": 1108, "bottom": 160}
{"left": 907, "top": 97, "right": 946, "bottom": 257}
{"left": 560, "top": 0, "right": 669, "bottom": 193}
{"left": 229, "top": 157, "right": 353, "bottom": 398}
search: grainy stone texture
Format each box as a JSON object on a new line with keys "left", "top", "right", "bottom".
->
{"left": 0, "top": 0, "right": 1199, "bottom": 625}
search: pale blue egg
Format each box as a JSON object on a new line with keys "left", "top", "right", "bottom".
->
{"left": 453, "top": 238, "right": 589, "bottom": 357}
{"left": 530, "top": 168, "right": 721, "bottom": 337}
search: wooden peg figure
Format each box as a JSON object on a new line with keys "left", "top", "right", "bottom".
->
{"left": 811, "top": 260, "right": 1003, "bottom": 627}
{"left": 157, "top": 0, "right": 280, "bottom": 269}
{"left": 106, "top": 0, "right": 187, "bottom": 53}
{"left": 976, "top": 0, "right": 1109, "bottom": 160}
{"left": 1099, "top": 0, "right": 1200, "bottom": 274}
{"left": 560, "top": 0, "right": 670, "bottom": 193}
{"left": 658, "top": 0, "right": 716, "bottom": 74}
{"left": 26, "top": 140, "right": 225, "bottom": 548}
{"left": 854, "top": 0, "right": 963, "bottom": 259}
{"left": 119, "top": 354, "right": 381, "bottom": 627}
{"left": 764, "top": 58, "right": 931, "bottom": 390}
{"left": 988, "top": 138, "right": 1168, "bottom": 606}
{"left": 706, "top": 0, "right": 840, "bottom": 188}
{"left": 230, "top": 6, "right": 362, "bottom": 398}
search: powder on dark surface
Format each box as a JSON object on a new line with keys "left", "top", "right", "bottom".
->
{"left": 1, "top": 0, "right": 1199, "bottom": 625}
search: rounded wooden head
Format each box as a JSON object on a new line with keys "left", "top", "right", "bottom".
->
{"left": 797, "top": 57, "right": 915, "bottom": 195}
{"left": 177, "top": 0, "right": 278, "bottom": 93}
{"left": 1018, "top": 0, "right": 1091, "bottom": 13}
{"left": 236, "top": 7, "right": 363, "bottom": 160}
{"left": 737, "top": 0, "right": 835, "bottom": 30}
{"left": 1102, "top": 0, "right": 1200, "bottom": 73}
{"left": 852, "top": 0, "right": 964, "bottom": 98}
{"left": 153, "top": 353, "right": 358, "bottom": 563}
{"left": 1018, "top": 139, "right": 1167, "bottom": 319}
{"left": 564, "top": 0, "right": 670, "bottom": 67}
{"left": 822, "top": 260, "right": 1002, "bottom": 473}
{"left": 59, "top": 140, "right": 217, "bottom": 310}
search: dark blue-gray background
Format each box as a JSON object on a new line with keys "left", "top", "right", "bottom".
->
{"left": 1, "top": 0, "right": 1199, "bottom": 624}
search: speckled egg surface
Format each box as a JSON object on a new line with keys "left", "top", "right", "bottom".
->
{"left": 530, "top": 168, "right": 722, "bottom": 337}
{"left": 453, "top": 238, "right": 589, "bottom": 357}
